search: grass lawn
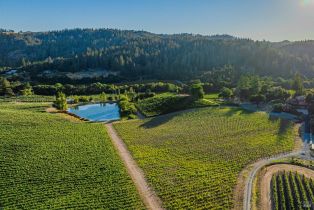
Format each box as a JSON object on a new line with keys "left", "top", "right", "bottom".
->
{"left": 204, "top": 92, "right": 219, "bottom": 100}
{"left": 114, "top": 107, "right": 296, "bottom": 209}
{"left": 0, "top": 103, "right": 144, "bottom": 209}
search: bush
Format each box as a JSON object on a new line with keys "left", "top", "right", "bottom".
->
{"left": 54, "top": 92, "right": 68, "bottom": 110}
{"left": 128, "top": 114, "right": 137, "bottom": 119}
{"left": 190, "top": 83, "right": 204, "bottom": 100}
{"left": 136, "top": 95, "right": 192, "bottom": 117}
{"left": 273, "top": 103, "right": 284, "bottom": 112}
{"left": 79, "top": 96, "right": 89, "bottom": 102}
{"left": 219, "top": 87, "right": 233, "bottom": 99}
{"left": 134, "top": 92, "right": 156, "bottom": 101}
{"left": 73, "top": 96, "right": 79, "bottom": 103}
{"left": 119, "top": 96, "right": 137, "bottom": 117}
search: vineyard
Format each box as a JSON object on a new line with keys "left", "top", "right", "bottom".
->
{"left": 0, "top": 103, "right": 144, "bottom": 209}
{"left": 114, "top": 107, "right": 296, "bottom": 209}
{"left": 271, "top": 171, "right": 314, "bottom": 210}
{"left": 136, "top": 93, "right": 216, "bottom": 117}
{"left": 0, "top": 95, "right": 56, "bottom": 102}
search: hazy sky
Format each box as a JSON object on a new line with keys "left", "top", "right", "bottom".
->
{"left": 0, "top": 0, "right": 314, "bottom": 41}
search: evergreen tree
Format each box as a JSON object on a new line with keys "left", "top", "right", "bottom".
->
{"left": 292, "top": 72, "right": 304, "bottom": 96}
{"left": 0, "top": 78, "right": 14, "bottom": 96}
{"left": 54, "top": 92, "right": 68, "bottom": 110}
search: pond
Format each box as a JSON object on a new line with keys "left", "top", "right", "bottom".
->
{"left": 67, "top": 103, "right": 120, "bottom": 122}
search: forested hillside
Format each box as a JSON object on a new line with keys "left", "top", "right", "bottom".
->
{"left": 1, "top": 28, "right": 314, "bottom": 83}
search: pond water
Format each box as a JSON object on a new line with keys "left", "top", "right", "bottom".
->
{"left": 67, "top": 103, "right": 120, "bottom": 122}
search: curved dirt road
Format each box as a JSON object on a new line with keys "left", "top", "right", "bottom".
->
{"left": 259, "top": 164, "right": 314, "bottom": 209}
{"left": 105, "top": 123, "right": 163, "bottom": 210}
{"left": 243, "top": 151, "right": 301, "bottom": 210}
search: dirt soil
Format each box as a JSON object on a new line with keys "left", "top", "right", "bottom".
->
{"left": 105, "top": 123, "right": 163, "bottom": 210}
{"left": 46, "top": 107, "right": 83, "bottom": 122}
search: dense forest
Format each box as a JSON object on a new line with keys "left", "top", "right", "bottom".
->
{"left": 1, "top": 28, "right": 314, "bottom": 84}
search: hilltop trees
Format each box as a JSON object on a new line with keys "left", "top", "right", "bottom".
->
{"left": 2, "top": 29, "right": 314, "bottom": 83}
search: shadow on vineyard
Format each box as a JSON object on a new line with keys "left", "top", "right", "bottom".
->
{"left": 277, "top": 120, "right": 293, "bottom": 135}
{"left": 221, "top": 107, "right": 251, "bottom": 117}
{"left": 114, "top": 107, "right": 296, "bottom": 209}
{"left": 140, "top": 109, "right": 195, "bottom": 129}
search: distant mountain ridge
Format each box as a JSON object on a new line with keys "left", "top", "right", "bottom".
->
{"left": 1, "top": 28, "right": 314, "bottom": 83}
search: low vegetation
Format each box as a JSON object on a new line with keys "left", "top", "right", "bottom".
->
{"left": 53, "top": 92, "right": 68, "bottom": 110}
{"left": 0, "top": 95, "right": 55, "bottom": 102}
{"left": 0, "top": 103, "right": 144, "bottom": 209}
{"left": 114, "top": 107, "right": 295, "bottom": 209}
{"left": 136, "top": 94, "right": 192, "bottom": 117}
{"left": 119, "top": 95, "right": 137, "bottom": 119}
{"left": 271, "top": 171, "right": 314, "bottom": 210}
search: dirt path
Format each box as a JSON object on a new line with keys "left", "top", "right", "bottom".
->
{"left": 239, "top": 124, "right": 303, "bottom": 210}
{"left": 242, "top": 152, "right": 301, "bottom": 210}
{"left": 105, "top": 123, "right": 163, "bottom": 210}
{"left": 259, "top": 164, "right": 314, "bottom": 210}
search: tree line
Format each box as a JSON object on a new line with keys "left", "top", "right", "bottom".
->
{"left": 1, "top": 29, "right": 314, "bottom": 83}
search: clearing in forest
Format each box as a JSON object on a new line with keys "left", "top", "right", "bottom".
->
{"left": 114, "top": 107, "right": 296, "bottom": 209}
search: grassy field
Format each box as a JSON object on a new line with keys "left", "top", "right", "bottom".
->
{"left": 0, "top": 103, "right": 144, "bottom": 209}
{"left": 204, "top": 92, "right": 219, "bottom": 100}
{"left": 114, "top": 107, "right": 296, "bottom": 209}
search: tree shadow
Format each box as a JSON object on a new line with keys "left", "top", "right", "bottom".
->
{"left": 268, "top": 115, "right": 291, "bottom": 135}
{"left": 222, "top": 107, "right": 252, "bottom": 117}
{"left": 140, "top": 109, "right": 195, "bottom": 129}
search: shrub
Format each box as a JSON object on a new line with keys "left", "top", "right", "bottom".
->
{"left": 219, "top": 87, "right": 233, "bottom": 99}
{"left": 79, "top": 96, "right": 89, "bottom": 102}
{"left": 119, "top": 96, "right": 137, "bottom": 117}
{"left": 190, "top": 83, "right": 204, "bottom": 100}
{"left": 273, "top": 103, "right": 284, "bottom": 112}
{"left": 136, "top": 94, "right": 192, "bottom": 117}
{"left": 54, "top": 92, "right": 68, "bottom": 110}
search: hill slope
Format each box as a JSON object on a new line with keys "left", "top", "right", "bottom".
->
{"left": 1, "top": 29, "right": 314, "bottom": 82}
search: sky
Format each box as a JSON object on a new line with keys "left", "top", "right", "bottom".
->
{"left": 0, "top": 0, "right": 314, "bottom": 41}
